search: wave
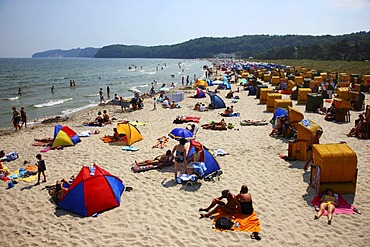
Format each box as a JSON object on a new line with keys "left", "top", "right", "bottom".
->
{"left": 85, "top": 93, "right": 99, "bottom": 97}
{"left": 7, "top": 96, "right": 19, "bottom": 101}
{"left": 33, "top": 98, "right": 73, "bottom": 108}
{"left": 144, "top": 71, "right": 156, "bottom": 75}
{"left": 61, "top": 103, "right": 98, "bottom": 116}
{"left": 128, "top": 87, "right": 143, "bottom": 94}
{"left": 135, "top": 84, "right": 148, "bottom": 88}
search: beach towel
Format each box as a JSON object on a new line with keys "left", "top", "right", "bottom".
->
{"left": 213, "top": 149, "right": 229, "bottom": 157}
{"left": 7, "top": 166, "right": 37, "bottom": 182}
{"left": 212, "top": 210, "right": 261, "bottom": 233}
{"left": 100, "top": 136, "right": 128, "bottom": 145}
{"left": 311, "top": 193, "right": 358, "bottom": 215}
{"left": 173, "top": 116, "right": 201, "bottom": 124}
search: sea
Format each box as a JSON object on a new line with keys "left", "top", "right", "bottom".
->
{"left": 0, "top": 58, "right": 211, "bottom": 130}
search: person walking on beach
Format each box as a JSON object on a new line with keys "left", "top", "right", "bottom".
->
{"left": 35, "top": 154, "right": 46, "bottom": 186}
{"left": 186, "top": 75, "right": 190, "bottom": 86}
{"left": 11, "top": 106, "right": 21, "bottom": 131}
{"left": 99, "top": 88, "right": 105, "bottom": 104}
{"left": 152, "top": 97, "right": 157, "bottom": 111}
{"left": 20, "top": 106, "right": 28, "bottom": 128}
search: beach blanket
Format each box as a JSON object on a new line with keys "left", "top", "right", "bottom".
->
{"left": 212, "top": 210, "right": 261, "bottom": 233}
{"left": 173, "top": 116, "right": 201, "bottom": 124}
{"left": 100, "top": 136, "right": 128, "bottom": 145}
{"left": 7, "top": 166, "right": 38, "bottom": 182}
{"left": 311, "top": 193, "right": 357, "bottom": 215}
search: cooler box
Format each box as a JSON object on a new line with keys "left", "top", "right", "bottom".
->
{"left": 271, "top": 76, "right": 280, "bottom": 86}
{"left": 259, "top": 88, "right": 273, "bottom": 104}
{"left": 306, "top": 93, "right": 323, "bottom": 112}
{"left": 336, "top": 87, "right": 349, "bottom": 100}
{"left": 274, "top": 99, "right": 292, "bottom": 111}
{"left": 256, "top": 84, "right": 268, "bottom": 99}
{"left": 266, "top": 93, "right": 282, "bottom": 112}
{"left": 297, "top": 88, "right": 312, "bottom": 104}
{"left": 310, "top": 144, "right": 357, "bottom": 194}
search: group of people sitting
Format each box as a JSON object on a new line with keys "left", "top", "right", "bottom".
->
{"left": 162, "top": 97, "right": 180, "bottom": 109}
{"left": 84, "top": 110, "right": 111, "bottom": 126}
{"left": 199, "top": 185, "right": 261, "bottom": 240}
{"left": 194, "top": 102, "right": 208, "bottom": 112}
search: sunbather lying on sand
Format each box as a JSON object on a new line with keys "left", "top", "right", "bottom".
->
{"left": 134, "top": 150, "right": 173, "bottom": 169}
{"left": 201, "top": 119, "right": 227, "bottom": 130}
{"left": 152, "top": 136, "right": 170, "bottom": 149}
{"left": 240, "top": 119, "right": 268, "bottom": 125}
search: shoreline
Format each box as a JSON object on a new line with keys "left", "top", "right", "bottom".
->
{"left": 1, "top": 65, "right": 369, "bottom": 246}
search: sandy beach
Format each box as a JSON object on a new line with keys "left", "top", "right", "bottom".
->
{"left": 0, "top": 79, "right": 369, "bottom": 247}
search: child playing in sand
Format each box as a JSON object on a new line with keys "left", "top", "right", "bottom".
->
{"left": 35, "top": 154, "right": 46, "bottom": 185}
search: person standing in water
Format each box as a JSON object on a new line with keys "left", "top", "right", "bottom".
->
{"left": 51, "top": 85, "right": 55, "bottom": 93}
{"left": 107, "top": 86, "right": 110, "bottom": 99}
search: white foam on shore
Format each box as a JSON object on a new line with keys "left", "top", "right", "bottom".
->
{"left": 61, "top": 103, "right": 98, "bottom": 116}
{"left": 85, "top": 93, "right": 99, "bottom": 97}
{"left": 33, "top": 98, "right": 73, "bottom": 108}
{"left": 7, "top": 96, "right": 19, "bottom": 100}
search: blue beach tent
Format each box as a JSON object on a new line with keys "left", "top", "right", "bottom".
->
{"left": 208, "top": 92, "right": 226, "bottom": 109}
{"left": 186, "top": 140, "right": 221, "bottom": 177}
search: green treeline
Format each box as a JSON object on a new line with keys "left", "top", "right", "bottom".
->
{"left": 95, "top": 32, "right": 370, "bottom": 60}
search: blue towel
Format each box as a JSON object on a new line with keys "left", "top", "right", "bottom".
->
{"left": 301, "top": 119, "right": 310, "bottom": 127}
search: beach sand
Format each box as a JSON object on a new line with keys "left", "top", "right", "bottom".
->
{"left": 0, "top": 83, "right": 369, "bottom": 247}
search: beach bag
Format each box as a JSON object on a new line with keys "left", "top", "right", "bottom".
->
{"left": 215, "top": 217, "right": 234, "bottom": 230}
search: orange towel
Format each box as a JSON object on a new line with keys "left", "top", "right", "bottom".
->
{"left": 213, "top": 210, "right": 261, "bottom": 233}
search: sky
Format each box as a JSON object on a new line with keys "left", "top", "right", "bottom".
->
{"left": 0, "top": 0, "right": 369, "bottom": 58}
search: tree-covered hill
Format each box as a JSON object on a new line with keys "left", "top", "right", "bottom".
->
{"left": 32, "top": 32, "right": 370, "bottom": 61}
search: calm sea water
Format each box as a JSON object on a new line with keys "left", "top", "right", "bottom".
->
{"left": 0, "top": 58, "right": 211, "bottom": 129}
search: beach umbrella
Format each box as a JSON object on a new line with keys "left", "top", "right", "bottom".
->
{"left": 169, "top": 128, "right": 195, "bottom": 141}
{"left": 159, "top": 87, "right": 170, "bottom": 92}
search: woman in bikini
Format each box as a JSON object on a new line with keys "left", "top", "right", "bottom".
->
{"left": 314, "top": 188, "right": 338, "bottom": 225}
{"left": 172, "top": 138, "right": 187, "bottom": 180}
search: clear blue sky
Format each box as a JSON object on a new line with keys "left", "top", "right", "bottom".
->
{"left": 0, "top": 0, "right": 369, "bottom": 58}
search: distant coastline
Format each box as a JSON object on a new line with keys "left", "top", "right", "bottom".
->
{"left": 32, "top": 31, "right": 370, "bottom": 61}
